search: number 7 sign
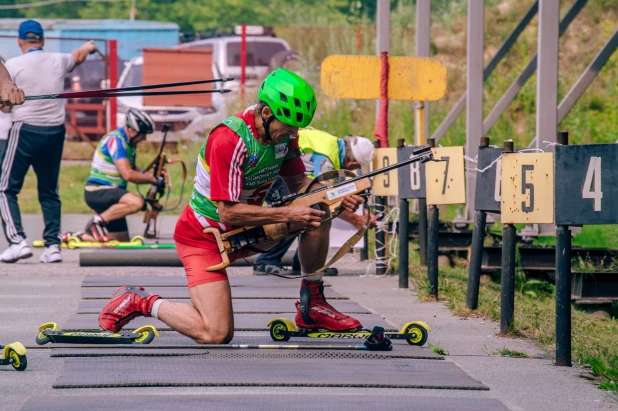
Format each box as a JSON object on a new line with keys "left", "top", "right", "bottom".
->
{"left": 425, "top": 146, "right": 466, "bottom": 205}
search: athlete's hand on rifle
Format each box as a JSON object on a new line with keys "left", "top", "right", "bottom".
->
{"left": 287, "top": 205, "right": 326, "bottom": 231}
{"left": 341, "top": 194, "right": 364, "bottom": 214}
{"left": 0, "top": 81, "right": 25, "bottom": 108}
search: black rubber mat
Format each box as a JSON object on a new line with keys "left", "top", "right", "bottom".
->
{"left": 80, "top": 249, "right": 295, "bottom": 267}
{"left": 61, "top": 313, "right": 392, "bottom": 331}
{"left": 21, "top": 394, "right": 507, "bottom": 411}
{"left": 81, "top": 286, "right": 346, "bottom": 300}
{"left": 81, "top": 274, "right": 322, "bottom": 288}
{"left": 50, "top": 347, "right": 439, "bottom": 360}
{"left": 53, "top": 357, "right": 488, "bottom": 389}
{"left": 76, "top": 298, "right": 370, "bottom": 314}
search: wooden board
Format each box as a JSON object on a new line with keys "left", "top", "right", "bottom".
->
{"left": 501, "top": 152, "right": 554, "bottom": 224}
{"left": 555, "top": 144, "right": 618, "bottom": 225}
{"left": 143, "top": 48, "right": 214, "bottom": 108}
{"left": 321, "top": 55, "right": 447, "bottom": 101}
{"left": 372, "top": 148, "right": 399, "bottom": 196}
{"left": 425, "top": 147, "right": 466, "bottom": 205}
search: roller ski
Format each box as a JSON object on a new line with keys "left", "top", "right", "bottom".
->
{"left": 0, "top": 342, "right": 27, "bottom": 371}
{"left": 268, "top": 279, "right": 429, "bottom": 349}
{"left": 36, "top": 322, "right": 159, "bottom": 345}
{"left": 33, "top": 235, "right": 145, "bottom": 249}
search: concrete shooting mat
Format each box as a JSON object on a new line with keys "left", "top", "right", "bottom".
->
{"left": 81, "top": 275, "right": 324, "bottom": 288}
{"left": 21, "top": 395, "right": 507, "bottom": 411}
{"left": 53, "top": 357, "right": 488, "bottom": 390}
{"left": 61, "top": 313, "right": 392, "bottom": 332}
{"left": 76, "top": 298, "right": 371, "bottom": 314}
{"left": 80, "top": 286, "right": 347, "bottom": 300}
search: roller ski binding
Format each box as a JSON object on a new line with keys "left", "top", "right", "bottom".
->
{"left": 0, "top": 342, "right": 27, "bottom": 371}
{"left": 36, "top": 322, "right": 159, "bottom": 345}
{"left": 268, "top": 317, "right": 430, "bottom": 347}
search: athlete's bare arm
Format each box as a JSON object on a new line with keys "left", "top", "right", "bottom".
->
{"left": 0, "top": 63, "right": 25, "bottom": 109}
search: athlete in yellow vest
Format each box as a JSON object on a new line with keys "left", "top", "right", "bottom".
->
{"left": 253, "top": 128, "right": 377, "bottom": 276}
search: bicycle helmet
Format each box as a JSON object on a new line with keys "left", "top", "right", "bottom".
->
{"left": 258, "top": 68, "right": 316, "bottom": 129}
{"left": 125, "top": 108, "right": 155, "bottom": 135}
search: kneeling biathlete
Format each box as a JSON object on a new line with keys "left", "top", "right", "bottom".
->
{"left": 72, "top": 108, "right": 164, "bottom": 243}
{"left": 98, "top": 69, "right": 365, "bottom": 343}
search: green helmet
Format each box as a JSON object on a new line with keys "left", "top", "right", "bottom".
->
{"left": 258, "top": 68, "right": 317, "bottom": 128}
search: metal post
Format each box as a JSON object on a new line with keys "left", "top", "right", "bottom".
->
{"left": 466, "top": 136, "right": 490, "bottom": 310}
{"left": 465, "top": 0, "right": 484, "bottom": 221}
{"left": 500, "top": 140, "right": 516, "bottom": 334}
{"left": 375, "top": 0, "right": 390, "bottom": 121}
{"left": 536, "top": 0, "right": 560, "bottom": 148}
{"left": 427, "top": 205, "right": 439, "bottom": 299}
{"left": 555, "top": 131, "right": 572, "bottom": 367}
{"left": 419, "top": 198, "right": 428, "bottom": 265}
{"left": 432, "top": 1, "right": 538, "bottom": 142}
{"left": 108, "top": 39, "right": 118, "bottom": 131}
{"left": 240, "top": 24, "right": 247, "bottom": 100}
{"left": 375, "top": 196, "right": 387, "bottom": 275}
{"left": 397, "top": 139, "right": 409, "bottom": 288}
{"left": 415, "top": 0, "right": 430, "bottom": 143}
{"left": 426, "top": 138, "right": 438, "bottom": 298}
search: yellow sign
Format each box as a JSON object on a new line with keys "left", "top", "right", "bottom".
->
{"left": 501, "top": 152, "right": 554, "bottom": 224}
{"left": 321, "top": 55, "right": 447, "bottom": 101}
{"left": 372, "top": 148, "right": 398, "bottom": 196}
{"left": 425, "top": 147, "right": 466, "bottom": 205}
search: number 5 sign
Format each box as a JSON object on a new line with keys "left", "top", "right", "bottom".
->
{"left": 555, "top": 144, "right": 618, "bottom": 225}
{"left": 501, "top": 152, "right": 554, "bottom": 224}
{"left": 424, "top": 146, "right": 466, "bottom": 205}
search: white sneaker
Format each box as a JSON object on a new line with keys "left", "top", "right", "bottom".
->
{"left": 40, "top": 244, "right": 62, "bottom": 263}
{"left": 0, "top": 240, "right": 33, "bottom": 263}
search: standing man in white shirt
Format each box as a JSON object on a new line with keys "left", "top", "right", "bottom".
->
{"left": 0, "top": 19, "right": 96, "bottom": 263}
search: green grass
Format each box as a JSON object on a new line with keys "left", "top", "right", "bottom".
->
{"left": 428, "top": 343, "right": 449, "bottom": 356}
{"left": 406, "top": 250, "right": 618, "bottom": 395}
{"left": 482, "top": 346, "right": 532, "bottom": 358}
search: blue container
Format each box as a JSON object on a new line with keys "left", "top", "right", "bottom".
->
{"left": 0, "top": 19, "right": 178, "bottom": 61}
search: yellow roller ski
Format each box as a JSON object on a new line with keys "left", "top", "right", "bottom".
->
{"left": 36, "top": 322, "right": 159, "bottom": 345}
{"left": 33, "top": 235, "right": 145, "bottom": 249}
{"left": 0, "top": 342, "right": 27, "bottom": 371}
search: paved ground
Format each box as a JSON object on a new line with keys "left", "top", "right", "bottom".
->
{"left": 0, "top": 215, "right": 616, "bottom": 410}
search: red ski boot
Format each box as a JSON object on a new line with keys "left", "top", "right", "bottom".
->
{"left": 98, "top": 286, "right": 161, "bottom": 332}
{"left": 295, "top": 279, "right": 362, "bottom": 331}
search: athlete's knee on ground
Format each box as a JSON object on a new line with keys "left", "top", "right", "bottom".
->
{"left": 194, "top": 326, "right": 233, "bottom": 345}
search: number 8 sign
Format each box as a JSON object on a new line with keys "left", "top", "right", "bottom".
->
{"left": 554, "top": 144, "right": 618, "bottom": 225}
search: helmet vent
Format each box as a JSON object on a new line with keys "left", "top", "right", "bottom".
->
{"left": 282, "top": 107, "right": 291, "bottom": 119}
{"left": 294, "top": 98, "right": 302, "bottom": 108}
{"left": 279, "top": 92, "right": 288, "bottom": 103}
{"left": 306, "top": 101, "right": 311, "bottom": 110}
{"left": 296, "top": 113, "right": 304, "bottom": 123}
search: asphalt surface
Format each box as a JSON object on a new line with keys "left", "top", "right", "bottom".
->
{"left": 0, "top": 214, "right": 616, "bottom": 410}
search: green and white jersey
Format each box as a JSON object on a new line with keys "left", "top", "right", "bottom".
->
{"left": 86, "top": 128, "right": 135, "bottom": 188}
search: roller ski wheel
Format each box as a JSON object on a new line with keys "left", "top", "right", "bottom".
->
{"left": 35, "top": 322, "right": 159, "bottom": 345}
{"left": 269, "top": 319, "right": 291, "bottom": 342}
{"left": 403, "top": 323, "right": 429, "bottom": 346}
{"left": 0, "top": 342, "right": 27, "bottom": 371}
{"left": 130, "top": 236, "right": 145, "bottom": 245}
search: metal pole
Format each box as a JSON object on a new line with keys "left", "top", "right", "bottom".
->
{"left": 240, "top": 24, "right": 247, "bottom": 101}
{"left": 375, "top": 196, "right": 387, "bottom": 275}
{"left": 419, "top": 198, "right": 428, "bottom": 265}
{"left": 397, "top": 139, "right": 409, "bottom": 288}
{"left": 432, "top": 1, "right": 538, "bottom": 142}
{"left": 500, "top": 140, "right": 516, "bottom": 335}
{"left": 415, "top": 0, "right": 430, "bottom": 143}
{"left": 426, "top": 138, "right": 438, "bottom": 298}
{"left": 466, "top": 136, "right": 490, "bottom": 310}
{"left": 465, "top": 0, "right": 484, "bottom": 221}
{"left": 555, "top": 131, "right": 572, "bottom": 367}
{"left": 109, "top": 39, "right": 118, "bottom": 131}
{"left": 375, "top": 0, "right": 390, "bottom": 122}
{"left": 427, "top": 205, "right": 439, "bottom": 299}
{"left": 536, "top": 0, "right": 560, "bottom": 148}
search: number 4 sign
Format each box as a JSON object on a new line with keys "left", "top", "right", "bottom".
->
{"left": 500, "top": 152, "right": 554, "bottom": 224}
{"left": 555, "top": 144, "right": 618, "bottom": 225}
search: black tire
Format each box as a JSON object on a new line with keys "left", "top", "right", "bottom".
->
{"left": 35, "top": 332, "right": 52, "bottom": 345}
{"left": 134, "top": 328, "right": 157, "bottom": 345}
{"left": 9, "top": 349, "right": 27, "bottom": 371}
{"left": 269, "top": 320, "right": 290, "bottom": 342}
{"left": 405, "top": 324, "right": 428, "bottom": 346}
